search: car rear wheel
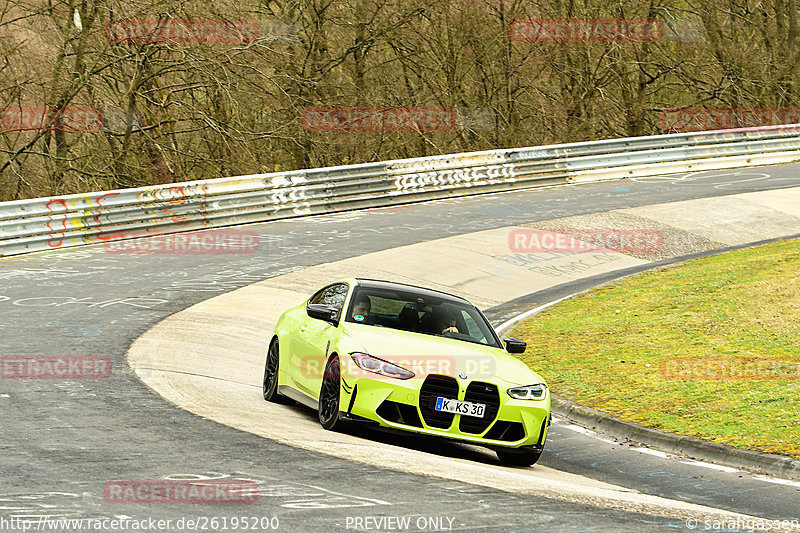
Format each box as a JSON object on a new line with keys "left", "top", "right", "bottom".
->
{"left": 496, "top": 446, "right": 542, "bottom": 467}
{"left": 319, "top": 356, "right": 344, "bottom": 430}
{"left": 263, "top": 338, "right": 292, "bottom": 404}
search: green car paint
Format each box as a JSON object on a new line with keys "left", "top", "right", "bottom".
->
{"left": 265, "top": 277, "right": 550, "bottom": 466}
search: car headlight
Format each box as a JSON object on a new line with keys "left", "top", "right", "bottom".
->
{"left": 507, "top": 383, "right": 547, "bottom": 400}
{"left": 350, "top": 353, "right": 415, "bottom": 380}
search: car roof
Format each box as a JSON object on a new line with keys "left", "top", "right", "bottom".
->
{"left": 353, "top": 278, "right": 471, "bottom": 305}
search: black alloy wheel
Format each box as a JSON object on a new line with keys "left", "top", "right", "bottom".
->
{"left": 263, "top": 338, "right": 291, "bottom": 404}
{"left": 319, "top": 356, "right": 343, "bottom": 430}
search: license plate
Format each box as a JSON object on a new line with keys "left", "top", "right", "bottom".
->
{"left": 435, "top": 397, "right": 485, "bottom": 418}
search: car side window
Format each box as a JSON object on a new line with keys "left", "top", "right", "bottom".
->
{"left": 310, "top": 283, "right": 349, "bottom": 313}
{"left": 461, "top": 310, "right": 489, "bottom": 344}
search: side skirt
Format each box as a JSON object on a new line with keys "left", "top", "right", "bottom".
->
{"left": 278, "top": 385, "right": 318, "bottom": 410}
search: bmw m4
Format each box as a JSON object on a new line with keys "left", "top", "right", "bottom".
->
{"left": 263, "top": 278, "right": 550, "bottom": 466}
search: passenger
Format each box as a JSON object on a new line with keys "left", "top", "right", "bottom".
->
{"left": 351, "top": 295, "right": 372, "bottom": 323}
{"left": 397, "top": 304, "right": 419, "bottom": 330}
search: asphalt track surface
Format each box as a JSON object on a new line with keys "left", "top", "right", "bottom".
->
{"left": 2, "top": 166, "right": 800, "bottom": 532}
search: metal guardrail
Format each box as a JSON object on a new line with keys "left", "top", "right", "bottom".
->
{"left": 2, "top": 124, "right": 800, "bottom": 257}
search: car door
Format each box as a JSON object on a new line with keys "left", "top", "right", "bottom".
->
{"left": 292, "top": 283, "right": 349, "bottom": 399}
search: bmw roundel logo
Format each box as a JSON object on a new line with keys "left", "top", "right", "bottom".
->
{"left": 458, "top": 373, "right": 467, "bottom": 380}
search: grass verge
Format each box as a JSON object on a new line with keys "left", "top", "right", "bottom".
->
{"left": 510, "top": 238, "right": 800, "bottom": 459}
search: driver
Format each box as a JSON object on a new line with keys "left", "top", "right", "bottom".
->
{"left": 433, "top": 307, "right": 459, "bottom": 334}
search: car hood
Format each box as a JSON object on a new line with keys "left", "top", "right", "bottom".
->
{"left": 341, "top": 324, "right": 542, "bottom": 386}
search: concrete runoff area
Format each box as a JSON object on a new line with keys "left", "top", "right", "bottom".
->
{"left": 128, "top": 186, "right": 800, "bottom": 527}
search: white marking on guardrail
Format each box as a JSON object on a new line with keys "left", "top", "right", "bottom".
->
{"left": 3, "top": 125, "right": 799, "bottom": 258}
{"left": 271, "top": 175, "right": 308, "bottom": 187}
{"left": 292, "top": 203, "right": 312, "bottom": 216}
{"left": 393, "top": 164, "right": 517, "bottom": 193}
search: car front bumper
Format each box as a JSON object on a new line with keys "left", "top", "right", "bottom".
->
{"left": 340, "top": 374, "right": 550, "bottom": 449}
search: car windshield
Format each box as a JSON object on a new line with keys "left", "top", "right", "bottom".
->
{"left": 344, "top": 286, "right": 502, "bottom": 348}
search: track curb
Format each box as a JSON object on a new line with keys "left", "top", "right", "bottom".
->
{"left": 550, "top": 394, "right": 800, "bottom": 481}
{"left": 492, "top": 235, "right": 800, "bottom": 482}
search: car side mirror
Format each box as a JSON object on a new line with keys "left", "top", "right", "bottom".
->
{"left": 307, "top": 304, "right": 338, "bottom": 325}
{"left": 503, "top": 337, "right": 527, "bottom": 354}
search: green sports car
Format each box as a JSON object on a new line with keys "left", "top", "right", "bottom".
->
{"left": 263, "top": 278, "right": 551, "bottom": 466}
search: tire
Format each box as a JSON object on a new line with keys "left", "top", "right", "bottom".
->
{"left": 496, "top": 447, "right": 542, "bottom": 467}
{"left": 318, "top": 356, "right": 344, "bottom": 431}
{"left": 262, "top": 338, "right": 292, "bottom": 404}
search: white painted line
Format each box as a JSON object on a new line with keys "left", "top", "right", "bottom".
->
{"left": 752, "top": 475, "right": 800, "bottom": 488}
{"left": 634, "top": 448, "right": 673, "bottom": 460}
{"left": 9, "top": 515, "right": 66, "bottom": 519}
{"left": 682, "top": 461, "right": 736, "bottom": 473}
{"left": 560, "top": 423, "right": 596, "bottom": 436}
{"left": 678, "top": 460, "right": 739, "bottom": 473}
{"left": 305, "top": 485, "right": 391, "bottom": 506}
{"left": 495, "top": 294, "right": 576, "bottom": 334}
{"left": 553, "top": 421, "right": 616, "bottom": 444}
{"left": 0, "top": 394, "right": 9, "bottom": 398}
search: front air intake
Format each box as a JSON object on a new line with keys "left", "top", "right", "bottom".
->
{"left": 459, "top": 381, "right": 500, "bottom": 434}
{"left": 376, "top": 400, "right": 423, "bottom": 428}
{"left": 418, "top": 374, "right": 459, "bottom": 429}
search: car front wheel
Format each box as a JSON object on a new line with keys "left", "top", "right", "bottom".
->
{"left": 319, "top": 356, "right": 344, "bottom": 431}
